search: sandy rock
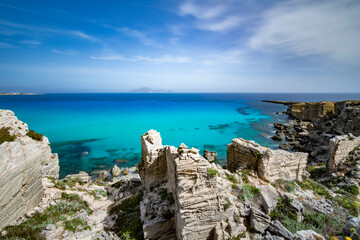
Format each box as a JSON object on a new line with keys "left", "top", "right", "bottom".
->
{"left": 111, "top": 165, "right": 120, "bottom": 176}
{"left": 250, "top": 207, "right": 271, "bottom": 234}
{"left": 0, "top": 109, "right": 59, "bottom": 228}
{"left": 227, "top": 137, "right": 308, "bottom": 182}
{"left": 294, "top": 230, "right": 325, "bottom": 240}
{"left": 327, "top": 134, "right": 360, "bottom": 173}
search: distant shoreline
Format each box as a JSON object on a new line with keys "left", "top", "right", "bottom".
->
{"left": 0, "top": 93, "right": 43, "bottom": 96}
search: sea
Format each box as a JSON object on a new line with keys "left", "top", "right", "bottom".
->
{"left": 1, "top": 93, "right": 360, "bottom": 178}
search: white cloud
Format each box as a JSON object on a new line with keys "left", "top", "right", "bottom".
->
{"left": 0, "top": 42, "right": 13, "bottom": 48}
{"left": 197, "top": 16, "right": 243, "bottom": 32}
{"left": 52, "top": 49, "right": 79, "bottom": 55}
{"left": 179, "top": 2, "right": 227, "bottom": 20}
{"left": 249, "top": 0, "right": 360, "bottom": 63}
{"left": 91, "top": 54, "right": 192, "bottom": 64}
{"left": 19, "top": 40, "right": 42, "bottom": 45}
{"left": 0, "top": 20, "right": 100, "bottom": 42}
{"left": 178, "top": 1, "right": 244, "bottom": 32}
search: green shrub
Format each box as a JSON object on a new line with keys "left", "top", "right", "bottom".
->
{"left": 0, "top": 127, "right": 16, "bottom": 144}
{"left": 339, "top": 184, "right": 360, "bottom": 196}
{"left": 26, "top": 129, "right": 43, "bottom": 141}
{"left": 296, "top": 179, "right": 332, "bottom": 199}
{"left": 108, "top": 193, "right": 144, "bottom": 240}
{"left": 159, "top": 188, "right": 174, "bottom": 205}
{"left": 270, "top": 197, "right": 297, "bottom": 221}
{"left": 207, "top": 168, "right": 219, "bottom": 178}
{"left": 226, "top": 174, "right": 238, "bottom": 185}
{"left": 121, "top": 169, "right": 129, "bottom": 176}
{"left": 3, "top": 193, "right": 90, "bottom": 239}
{"left": 64, "top": 217, "right": 90, "bottom": 232}
{"left": 239, "top": 184, "right": 261, "bottom": 202}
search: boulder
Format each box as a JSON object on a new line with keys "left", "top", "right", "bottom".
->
{"left": 111, "top": 165, "right": 120, "bottom": 176}
{"left": 267, "top": 220, "right": 294, "bottom": 240}
{"left": 227, "top": 138, "right": 308, "bottom": 182}
{"left": 250, "top": 207, "right": 271, "bottom": 233}
{"left": 327, "top": 134, "right": 360, "bottom": 173}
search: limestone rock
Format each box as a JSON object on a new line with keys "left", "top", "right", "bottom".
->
{"left": 250, "top": 207, "right": 271, "bottom": 234}
{"left": 0, "top": 109, "right": 59, "bottom": 228}
{"left": 267, "top": 220, "right": 294, "bottom": 240}
{"left": 327, "top": 134, "right": 360, "bottom": 173}
{"left": 111, "top": 165, "right": 120, "bottom": 176}
{"left": 139, "top": 130, "right": 247, "bottom": 240}
{"left": 294, "top": 230, "right": 325, "bottom": 240}
{"left": 227, "top": 137, "right": 308, "bottom": 182}
{"left": 203, "top": 150, "right": 217, "bottom": 163}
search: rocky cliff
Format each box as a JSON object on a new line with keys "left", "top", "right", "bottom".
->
{"left": 0, "top": 110, "right": 59, "bottom": 228}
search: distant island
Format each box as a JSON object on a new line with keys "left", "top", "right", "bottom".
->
{"left": 129, "top": 87, "right": 174, "bottom": 93}
{"left": 0, "top": 92, "right": 42, "bottom": 95}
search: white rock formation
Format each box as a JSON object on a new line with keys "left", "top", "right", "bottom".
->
{"left": 327, "top": 134, "right": 360, "bottom": 173}
{"left": 227, "top": 138, "right": 308, "bottom": 182}
{"left": 0, "top": 109, "right": 59, "bottom": 228}
{"left": 139, "top": 130, "right": 247, "bottom": 240}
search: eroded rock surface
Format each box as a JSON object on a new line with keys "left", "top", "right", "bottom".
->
{"left": 0, "top": 109, "right": 59, "bottom": 228}
{"left": 227, "top": 138, "right": 308, "bottom": 182}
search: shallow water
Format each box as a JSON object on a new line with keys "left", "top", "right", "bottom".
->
{"left": 1, "top": 93, "right": 359, "bottom": 178}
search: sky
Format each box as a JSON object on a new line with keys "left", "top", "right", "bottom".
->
{"left": 0, "top": 0, "right": 359, "bottom": 93}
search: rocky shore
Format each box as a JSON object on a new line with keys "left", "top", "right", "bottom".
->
{"left": 1, "top": 101, "right": 360, "bottom": 239}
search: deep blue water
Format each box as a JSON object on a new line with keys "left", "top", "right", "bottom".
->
{"left": 1, "top": 93, "right": 359, "bottom": 178}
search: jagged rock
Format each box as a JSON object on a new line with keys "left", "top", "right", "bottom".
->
{"left": 250, "top": 207, "right": 271, "bottom": 234}
{"left": 294, "top": 230, "right": 325, "bottom": 240}
{"left": 327, "top": 134, "right": 360, "bottom": 173}
{"left": 139, "top": 130, "right": 246, "bottom": 240}
{"left": 65, "top": 171, "right": 92, "bottom": 183}
{"left": 265, "top": 231, "right": 285, "bottom": 240}
{"left": 227, "top": 138, "right": 308, "bottom": 182}
{"left": 267, "top": 220, "right": 294, "bottom": 240}
{"left": 271, "top": 135, "right": 282, "bottom": 141}
{"left": 0, "top": 110, "right": 59, "bottom": 229}
{"left": 203, "top": 150, "right": 217, "bottom": 163}
{"left": 257, "top": 185, "right": 279, "bottom": 214}
{"left": 111, "top": 165, "right": 120, "bottom": 176}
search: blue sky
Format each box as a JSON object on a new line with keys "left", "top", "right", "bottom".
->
{"left": 0, "top": 0, "right": 359, "bottom": 93}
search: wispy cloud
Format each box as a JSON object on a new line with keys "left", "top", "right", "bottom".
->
{"left": 105, "top": 26, "right": 160, "bottom": 47}
{"left": 179, "top": 2, "right": 227, "bottom": 20}
{"left": 178, "top": 0, "right": 244, "bottom": 32}
{"left": 0, "top": 20, "right": 100, "bottom": 42}
{"left": 0, "top": 42, "right": 14, "bottom": 48}
{"left": 52, "top": 49, "right": 79, "bottom": 56}
{"left": 249, "top": 0, "right": 360, "bottom": 63}
{"left": 91, "top": 54, "right": 192, "bottom": 64}
{"left": 19, "top": 40, "right": 42, "bottom": 45}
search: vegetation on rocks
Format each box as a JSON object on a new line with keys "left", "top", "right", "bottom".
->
{"left": 238, "top": 184, "right": 260, "bottom": 202}
{"left": 2, "top": 193, "right": 91, "bottom": 240}
{"left": 270, "top": 196, "right": 346, "bottom": 235}
{"left": 26, "top": 129, "right": 43, "bottom": 141}
{"left": 0, "top": 127, "right": 16, "bottom": 144}
{"left": 207, "top": 168, "right": 219, "bottom": 178}
{"left": 108, "top": 193, "right": 144, "bottom": 240}
{"left": 159, "top": 188, "right": 175, "bottom": 205}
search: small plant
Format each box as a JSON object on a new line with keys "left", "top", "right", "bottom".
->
{"left": 121, "top": 169, "right": 129, "bottom": 176}
{"left": 270, "top": 197, "right": 297, "bottom": 221}
{"left": 107, "top": 193, "right": 144, "bottom": 240}
{"left": 0, "top": 127, "right": 16, "bottom": 144}
{"left": 64, "top": 217, "right": 90, "bottom": 232}
{"left": 207, "top": 168, "right": 219, "bottom": 178}
{"left": 159, "top": 188, "right": 175, "bottom": 205}
{"left": 252, "top": 151, "right": 262, "bottom": 160}
{"left": 238, "top": 184, "right": 261, "bottom": 202}
{"left": 26, "top": 129, "right": 43, "bottom": 141}
{"left": 224, "top": 198, "right": 231, "bottom": 210}
{"left": 226, "top": 174, "right": 238, "bottom": 185}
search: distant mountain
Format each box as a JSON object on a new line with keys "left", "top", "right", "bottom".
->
{"left": 129, "top": 87, "right": 174, "bottom": 93}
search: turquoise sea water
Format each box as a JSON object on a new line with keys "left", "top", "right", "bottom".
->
{"left": 1, "top": 93, "right": 360, "bottom": 178}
